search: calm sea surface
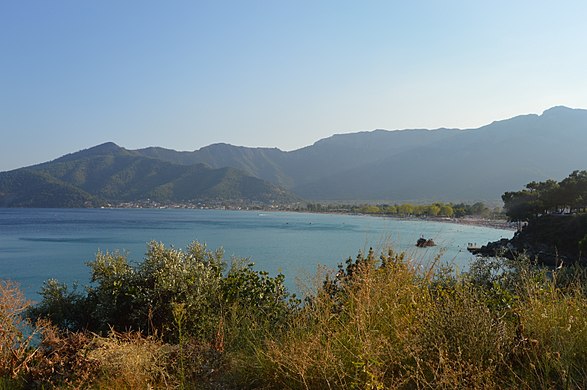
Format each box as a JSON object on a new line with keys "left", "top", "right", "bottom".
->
{"left": 0, "top": 208, "right": 512, "bottom": 300}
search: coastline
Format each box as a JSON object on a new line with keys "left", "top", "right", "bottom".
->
{"left": 100, "top": 202, "right": 516, "bottom": 232}
{"left": 418, "top": 216, "right": 516, "bottom": 231}
{"left": 282, "top": 210, "right": 516, "bottom": 231}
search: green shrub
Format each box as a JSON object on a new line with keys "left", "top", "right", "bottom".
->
{"left": 29, "top": 241, "right": 295, "bottom": 345}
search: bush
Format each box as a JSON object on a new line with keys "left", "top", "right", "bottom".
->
{"left": 29, "top": 241, "right": 295, "bottom": 345}
{"left": 27, "top": 279, "right": 88, "bottom": 331}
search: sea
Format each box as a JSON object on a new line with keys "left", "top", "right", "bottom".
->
{"left": 0, "top": 208, "right": 513, "bottom": 300}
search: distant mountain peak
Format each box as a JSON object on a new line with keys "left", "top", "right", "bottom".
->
{"left": 542, "top": 106, "right": 587, "bottom": 117}
{"left": 91, "top": 141, "right": 122, "bottom": 151}
{"left": 52, "top": 142, "right": 129, "bottom": 163}
{"left": 543, "top": 105, "right": 571, "bottom": 114}
{"left": 77, "top": 141, "right": 124, "bottom": 154}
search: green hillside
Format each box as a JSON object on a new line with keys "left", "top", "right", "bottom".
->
{"left": 0, "top": 144, "right": 298, "bottom": 207}
{"left": 0, "top": 170, "right": 98, "bottom": 208}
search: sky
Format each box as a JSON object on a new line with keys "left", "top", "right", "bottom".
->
{"left": 1, "top": 1, "right": 587, "bottom": 171}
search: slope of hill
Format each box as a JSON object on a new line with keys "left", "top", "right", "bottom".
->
{"left": 133, "top": 106, "right": 587, "bottom": 201}
{"left": 295, "top": 107, "right": 587, "bottom": 201}
{"left": 135, "top": 129, "right": 461, "bottom": 189}
{"left": 0, "top": 170, "right": 98, "bottom": 207}
{"left": 0, "top": 144, "right": 298, "bottom": 208}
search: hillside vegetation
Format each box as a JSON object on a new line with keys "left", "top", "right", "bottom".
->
{"left": 135, "top": 106, "right": 587, "bottom": 201}
{"left": 0, "top": 143, "right": 297, "bottom": 207}
{"left": 3, "top": 242, "right": 587, "bottom": 389}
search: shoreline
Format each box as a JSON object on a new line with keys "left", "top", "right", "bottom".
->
{"left": 352, "top": 214, "right": 515, "bottom": 231}
{"left": 416, "top": 216, "right": 516, "bottom": 231}
{"left": 254, "top": 208, "right": 516, "bottom": 231}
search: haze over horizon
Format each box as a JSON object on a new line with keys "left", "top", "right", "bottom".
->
{"left": 2, "top": 1, "right": 587, "bottom": 172}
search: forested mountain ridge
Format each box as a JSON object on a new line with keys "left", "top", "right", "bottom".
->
{"left": 2, "top": 106, "right": 586, "bottom": 206}
{"left": 135, "top": 129, "right": 461, "bottom": 190}
{"left": 0, "top": 170, "right": 96, "bottom": 207}
{"left": 0, "top": 145, "right": 297, "bottom": 207}
{"left": 294, "top": 107, "right": 587, "bottom": 201}
{"left": 132, "top": 106, "right": 587, "bottom": 201}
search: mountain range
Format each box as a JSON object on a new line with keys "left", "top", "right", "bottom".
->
{"left": 1, "top": 106, "right": 586, "bottom": 207}
{"left": 135, "top": 106, "right": 587, "bottom": 201}
{"left": 0, "top": 143, "right": 296, "bottom": 207}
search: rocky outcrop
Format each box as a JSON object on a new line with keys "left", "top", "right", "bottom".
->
{"left": 470, "top": 214, "right": 587, "bottom": 266}
{"left": 416, "top": 238, "right": 436, "bottom": 248}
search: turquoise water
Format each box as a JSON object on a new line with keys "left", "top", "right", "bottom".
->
{"left": 0, "top": 208, "right": 512, "bottom": 299}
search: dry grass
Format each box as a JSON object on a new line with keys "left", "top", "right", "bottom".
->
{"left": 249, "top": 253, "right": 587, "bottom": 389}
{"left": 87, "top": 331, "right": 175, "bottom": 389}
{"left": 29, "top": 325, "right": 99, "bottom": 388}
{"left": 0, "top": 280, "right": 43, "bottom": 380}
{"left": 407, "top": 284, "right": 514, "bottom": 389}
{"left": 24, "top": 327, "right": 177, "bottom": 389}
{"left": 253, "top": 252, "right": 433, "bottom": 388}
{"left": 511, "top": 273, "right": 587, "bottom": 389}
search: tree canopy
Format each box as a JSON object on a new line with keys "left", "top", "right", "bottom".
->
{"left": 502, "top": 170, "right": 587, "bottom": 222}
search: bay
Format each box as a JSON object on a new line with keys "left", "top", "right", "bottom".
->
{"left": 0, "top": 208, "right": 512, "bottom": 300}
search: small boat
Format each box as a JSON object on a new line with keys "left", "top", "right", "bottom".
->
{"left": 416, "top": 237, "right": 436, "bottom": 247}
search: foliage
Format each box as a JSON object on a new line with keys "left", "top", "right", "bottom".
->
{"left": 0, "top": 170, "right": 98, "bottom": 208}
{"left": 0, "top": 147, "right": 297, "bottom": 207}
{"left": 306, "top": 201, "right": 495, "bottom": 219}
{"left": 29, "top": 241, "right": 296, "bottom": 344}
{"left": 222, "top": 259, "right": 296, "bottom": 332}
{"left": 28, "top": 279, "right": 89, "bottom": 331}
{"left": 581, "top": 233, "right": 587, "bottom": 255}
{"left": 503, "top": 170, "right": 587, "bottom": 222}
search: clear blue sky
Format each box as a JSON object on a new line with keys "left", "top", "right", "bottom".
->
{"left": 2, "top": 1, "right": 587, "bottom": 171}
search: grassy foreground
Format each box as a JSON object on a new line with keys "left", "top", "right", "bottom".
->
{"left": 2, "top": 242, "right": 587, "bottom": 389}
